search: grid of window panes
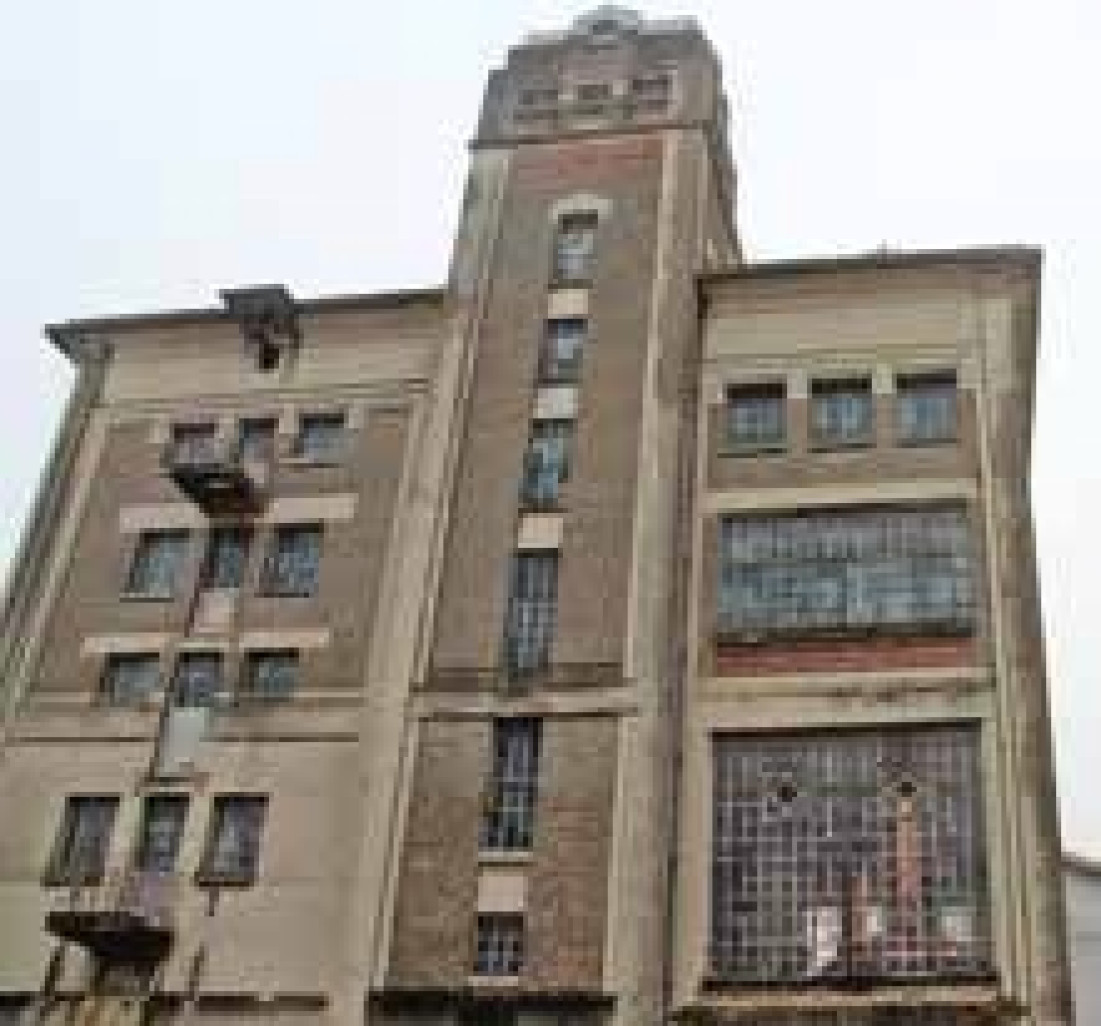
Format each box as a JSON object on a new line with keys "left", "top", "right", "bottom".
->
{"left": 200, "top": 795, "right": 267, "bottom": 882}
{"left": 539, "top": 319, "right": 586, "bottom": 384}
{"left": 710, "top": 726, "right": 991, "bottom": 986}
{"left": 726, "top": 382, "right": 786, "bottom": 449}
{"left": 503, "top": 552, "right": 559, "bottom": 678}
{"left": 262, "top": 524, "right": 322, "bottom": 596}
{"left": 201, "top": 526, "right": 250, "bottom": 589}
{"left": 482, "top": 719, "right": 541, "bottom": 851}
{"left": 135, "top": 795, "right": 189, "bottom": 873}
{"left": 46, "top": 796, "right": 118, "bottom": 885}
{"left": 474, "top": 914, "right": 525, "bottom": 976}
{"left": 718, "top": 505, "right": 976, "bottom": 638}
{"left": 125, "top": 530, "right": 189, "bottom": 596}
{"left": 897, "top": 373, "right": 958, "bottom": 445}
{"left": 101, "top": 653, "right": 161, "bottom": 705}
{"left": 520, "top": 420, "right": 572, "bottom": 507}
{"left": 171, "top": 652, "right": 223, "bottom": 707}
{"left": 243, "top": 650, "right": 299, "bottom": 700}
{"left": 811, "top": 378, "right": 874, "bottom": 445}
{"left": 552, "top": 212, "right": 598, "bottom": 282}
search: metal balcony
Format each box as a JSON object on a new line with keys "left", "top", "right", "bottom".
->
{"left": 45, "top": 869, "right": 178, "bottom": 963}
{"left": 163, "top": 437, "right": 268, "bottom": 514}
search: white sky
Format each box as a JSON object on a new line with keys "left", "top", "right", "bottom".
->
{"left": 3, "top": 0, "right": 1099, "bottom": 856}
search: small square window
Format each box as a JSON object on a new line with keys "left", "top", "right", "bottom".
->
{"left": 134, "top": 795, "right": 189, "bottom": 874}
{"left": 552, "top": 212, "right": 599, "bottom": 283}
{"left": 169, "top": 422, "right": 219, "bottom": 465}
{"left": 261, "top": 524, "right": 322, "bottom": 596}
{"left": 539, "top": 319, "right": 586, "bottom": 384}
{"left": 811, "top": 377, "right": 874, "bottom": 447}
{"left": 201, "top": 526, "right": 251, "bottom": 590}
{"left": 238, "top": 417, "right": 277, "bottom": 462}
{"left": 242, "top": 650, "right": 299, "bottom": 700}
{"left": 45, "top": 796, "right": 119, "bottom": 886}
{"left": 474, "top": 914, "right": 524, "bottom": 976}
{"left": 725, "top": 382, "right": 786, "bottom": 450}
{"left": 171, "top": 652, "right": 223, "bottom": 707}
{"left": 295, "top": 412, "right": 345, "bottom": 463}
{"left": 199, "top": 795, "right": 268, "bottom": 884}
{"left": 101, "top": 653, "right": 161, "bottom": 706}
{"left": 897, "top": 371, "right": 958, "bottom": 444}
{"left": 124, "top": 530, "right": 190, "bottom": 598}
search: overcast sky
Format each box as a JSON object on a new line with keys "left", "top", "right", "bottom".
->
{"left": 3, "top": 0, "right": 1099, "bottom": 856}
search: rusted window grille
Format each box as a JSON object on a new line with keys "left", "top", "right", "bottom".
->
{"left": 474, "top": 913, "right": 524, "bottom": 975}
{"left": 503, "top": 551, "right": 559, "bottom": 678}
{"left": 710, "top": 726, "right": 991, "bottom": 986}
{"left": 718, "top": 504, "right": 976, "bottom": 638}
{"left": 482, "top": 718, "right": 541, "bottom": 851}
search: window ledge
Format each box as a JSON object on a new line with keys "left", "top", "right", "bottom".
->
{"left": 716, "top": 442, "right": 787, "bottom": 459}
{"left": 478, "top": 848, "right": 534, "bottom": 866}
{"left": 282, "top": 454, "right": 343, "bottom": 469}
{"left": 194, "top": 872, "right": 257, "bottom": 889}
{"left": 119, "top": 590, "right": 176, "bottom": 603}
{"left": 809, "top": 436, "right": 875, "bottom": 453}
{"left": 256, "top": 588, "right": 316, "bottom": 600}
{"left": 714, "top": 621, "right": 976, "bottom": 646}
{"left": 549, "top": 276, "right": 592, "bottom": 290}
{"left": 895, "top": 434, "right": 959, "bottom": 448}
{"left": 42, "top": 872, "right": 105, "bottom": 889}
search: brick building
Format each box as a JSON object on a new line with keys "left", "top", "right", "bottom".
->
{"left": 0, "top": 8, "right": 1072, "bottom": 1026}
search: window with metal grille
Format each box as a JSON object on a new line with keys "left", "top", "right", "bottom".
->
{"left": 242, "top": 650, "right": 299, "bottom": 700}
{"left": 539, "top": 319, "right": 586, "bottom": 384}
{"left": 811, "top": 377, "right": 874, "bottom": 446}
{"left": 125, "top": 530, "right": 190, "bottom": 597}
{"left": 474, "top": 914, "right": 524, "bottom": 976}
{"left": 520, "top": 420, "right": 573, "bottom": 507}
{"left": 201, "top": 526, "right": 250, "bottom": 589}
{"left": 718, "top": 504, "right": 976, "bottom": 639}
{"left": 199, "top": 795, "right": 267, "bottom": 884}
{"left": 710, "top": 726, "right": 991, "bottom": 986}
{"left": 101, "top": 652, "right": 161, "bottom": 706}
{"left": 261, "top": 523, "right": 322, "bottom": 596}
{"left": 135, "top": 795, "right": 188, "bottom": 873}
{"left": 726, "top": 382, "right": 786, "bottom": 450}
{"left": 295, "top": 411, "right": 345, "bottom": 462}
{"left": 171, "top": 652, "right": 223, "bottom": 707}
{"left": 238, "top": 416, "right": 277, "bottom": 462}
{"left": 552, "top": 212, "right": 598, "bottom": 282}
{"left": 503, "top": 551, "right": 559, "bottom": 678}
{"left": 45, "top": 796, "right": 119, "bottom": 885}
{"left": 482, "top": 719, "right": 541, "bottom": 851}
{"left": 897, "top": 372, "right": 958, "bottom": 445}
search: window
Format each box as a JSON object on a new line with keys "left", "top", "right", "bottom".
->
{"left": 552, "top": 212, "right": 598, "bottom": 282}
{"left": 124, "top": 530, "right": 190, "bottom": 597}
{"left": 474, "top": 914, "right": 524, "bottom": 976}
{"left": 101, "top": 653, "right": 161, "bottom": 706}
{"left": 631, "top": 73, "right": 671, "bottom": 108}
{"left": 201, "top": 526, "right": 250, "bottom": 590}
{"left": 519, "top": 86, "right": 558, "bottom": 107}
{"left": 0, "top": 998, "right": 32, "bottom": 1026}
{"left": 134, "top": 795, "right": 189, "bottom": 874}
{"left": 171, "top": 652, "right": 223, "bottom": 707}
{"left": 169, "top": 422, "right": 219, "bottom": 465}
{"left": 261, "top": 524, "right": 322, "bottom": 596}
{"left": 242, "top": 650, "right": 299, "bottom": 700}
{"left": 520, "top": 420, "right": 573, "bottom": 507}
{"left": 811, "top": 377, "right": 874, "bottom": 446}
{"left": 710, "top": 726, "right": 990, "bottom": 985}
{"left": 482, "top": 719, "right": 541, "bottom": 851}
{"left": 200, "top": 796, "right": 267, "bottom": 884}
{"left": 725, "top": 382, "right": 786, "bottom": 450}
{"left": 539, "top": 319, "right": 586, "bottom": 384}
{"left": 503, "top": 551, "right": 559, "bottom": 678}
{"left": 238, "top": 417, "right": 277, "bottom": 462}
{"left": 45, "top": 796, "right": 118, "bottom": 885}
{"left": 718, "top": 504, "right": 975, "bottom": 639}
{"left": 575, "top": 82, "right": 612, "bottom": 102}
{"left": 897, "top": 371, "right": 958, "bottom": 445}
{"left": 295, "top": 412, "right": 345, "bottom": 462}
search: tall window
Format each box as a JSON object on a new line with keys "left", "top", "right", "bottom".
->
{"left": 134, "top": 795, "right": 189, "bottom": 874}
{"left": 482, "top": 719, "right": 541, "bottom": 851}
{"left": 811, "top": 377, "right": 874, "bottom": 446}
{"left": 725, "top": 382, "right": 786, "bottom": 450}
{"left": 125, "top": 530, "right": 189, "bottom": 597}
{"left": 101, "top": 653, "right": 161, "bottom": 706}
{"left": 45, "top": 796, "right": 118, "bottom": 885}
{"left": 897, "top": 371, "right": 958, "bottom": 445}
{"left": 552, "top": 212, "right": 598, "bottom": 282}
{"left": 520, "top": 420, "right": 573, "bottom": 507}
{"left": 171, "top": 652, "right": 223, "bottom": 707}
{"left": 238, "top": 417, "right": 277, "bottom": 462}
{"left": 169, "top": 422, "right": 219, "bottom": 465}
{"left": 261, "top": 524, "right": 322, "bottom": 596}
{"left": 503, "top": 551, "right": 559, "bottom": 678}
{"left": 474, "top": 914, "right": 524, "bottom": 976}
{"left": 539, "top": 319, "right": 586, "bottom": 384}
{"left": 201, "top": 526, "right": 250, "bottom": 589}
{"left": 200, "top": 796, "right": 267, "bottom": 884}
{"left": 295, "top": 412, "right": 345, "bottom": 462}
{"left": 711, "top": 726, "right": 990, "bottom": 985}
{"left": 718, "top": 504, "right": 975, "bottom": 639}
{"left": 242, "top": 650, "right": 299, "bottom": 700}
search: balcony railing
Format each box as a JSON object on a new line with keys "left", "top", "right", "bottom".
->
{"left": 45, "top": 868, "right": 179, "bottom": 963}
{"left": 162, "top": 436, "right": 269, "bottom": 513}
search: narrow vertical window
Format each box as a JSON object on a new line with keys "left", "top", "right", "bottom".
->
{"left": 539, "top": 319, "right": 586, "bottom": 384}
{"left": 474, "top": 914, "right": 525, "bottom": 976}
{"left": 238, "top": 417, "right": 277, "bottom": 462}
{"left": 482, "top": 719, "right": 541, "bottom": 851}
{"left": 897, "top": 371, "right": 958, "bottom": 444}
{"left": 503, "top": 551, "right": 559, "bottom": 678}
{"left": 199, "top": 796, "right": 268, "bottom": 884}
{"left": 811, "top": 377, "right": 874, "bottom": 446}
{"left": 134, "top": 795, "right": 189, "bottom": 874}
{"left": 520, "top": 420, "right": 573, "bottom": 507}
{"left": 262, "top": 524, "right": 323, "bottom": 596}
{"left": 552, "top": 212, "right": 598, "bottom": 283}
{"left": 242, "top": 650, "right": 300, "bottom": 700}
{"left": 201, "top": 526, "right": 250, "bottom": 590}
{"left": 725, "top": 382, "right": 786, "bottom": 450}
{"left": 45, "top": 796, "right": 119, "bottom": 885}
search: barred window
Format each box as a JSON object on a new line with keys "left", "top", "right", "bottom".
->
{"left": 897, "top": 372, "right": 958, "bottom": 445}
{"left": 503, "top": 551, "right": 559, "bottom": 678}
{"left": 135, "top": 795, "right": 189, "bottom": 874}
{"left": 125, "top": 530, "right": 190, "bottom": 597}
{"left": 262, "top": 524, "right": 322, "bottom": 596}
{"left": 200, "top": 795, "right": 267, "bottom": 884}
{"left": 520, "top": 420, "right": 573, "bottom": 507}
{"left": 552, "top": 212, "right": 598, "bottom": 282}
{"left": 482, "top": 719, "right": 541, "bottom": 851}
{"left": 811, "top": 377, "right": 874, "bottom": 445}
{"left": 474, "top": 914, "right": 524, "bottom": 976}
{"left": 540, "top": 319, "right": 586, "bottom": 384}
{"left": 726, "top": 382, "right": 786, "bottom": 449}
{"left": 45, "top": 796, "right": 118, "bottom": 885}
{"left": 201, "top": 526, "right": 250, "bottom": 589}
{"left": 711, "top": 726, "right": 991, "bottom": 986}
{"left": 171, "top": 652, "right": 223, "bottom": 707}
{"left": 295, "top": 412, "right": 345, "bottom": 462}
{"left": 243, "top": 650, "right": 299, "bottom": 700}
{"left": 718, "top": 504, "right": 976, "bottom": 639}
{"left": 238, "top": 417, "right": 277, "bottom": 462}
{"left": 101, "top": 653, "right": 161, "bottom": 705}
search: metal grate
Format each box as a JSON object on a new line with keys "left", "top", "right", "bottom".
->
{"left": 482, "top": 718, "right": 541, "bottom": 851}
{"left": 503, "top": 551, "right": 559, "bottom": 678}
{"left": 711, "top": 726, "right": 991, "bottom": 986}
{"left": 474, "top": 913, "right": 525, "bottom": 976}
{"left": 520, "top": 419, "right": 573, "bottom": 507}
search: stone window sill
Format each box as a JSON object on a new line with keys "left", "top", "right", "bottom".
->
{"left": 478, "top": 848, "right": 534, "bottom": 867}
{"left": 119, "top": 590, "right": 176, "bottom": 603}
{"left": 716, "top": 441, "right": 787, "bottom": 458}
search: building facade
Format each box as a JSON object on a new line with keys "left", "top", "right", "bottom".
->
{"left": 0, "top": 8, "right": 1072, "bottom": 1026}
